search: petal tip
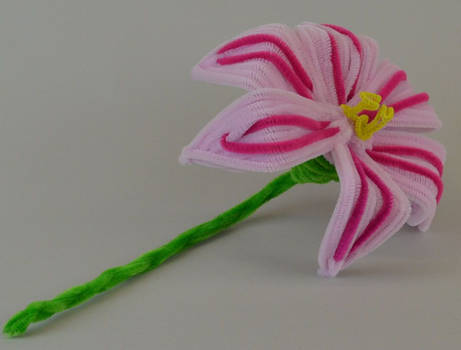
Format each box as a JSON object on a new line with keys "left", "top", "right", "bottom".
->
{"left": 417, "top": 219, "right": 432, "bottom": 232}
{"left": 179, "top": 148, "right": 193, "bottom": 165}
{"left": 317, "top": 258, "right": 343, "bottom": 278}
{"left": 190, "top": 63, "right": 207, "bottom": 82}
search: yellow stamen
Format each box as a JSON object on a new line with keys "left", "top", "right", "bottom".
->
{"left": 341, "top": 92, "right": 394, "bottom": 141}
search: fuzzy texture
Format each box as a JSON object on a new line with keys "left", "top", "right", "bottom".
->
{"left": 3, "top": 158, "right": 336, "bottom": 337}
{"left": 180, "top": 22, "right": 445, "bottom": 276}
{"left": 4, "top": 21, "right": 446, "bottom": 337}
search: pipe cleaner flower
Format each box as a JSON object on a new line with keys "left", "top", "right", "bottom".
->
{"left": 3, "top": 22, "right": 446, "bottom": 337}
{"left": 180, "top": 22, "right": 445, "bottom": 276}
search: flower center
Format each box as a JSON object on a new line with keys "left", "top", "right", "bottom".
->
{"left": 341, "top": 92, "right": 394, "bottom": 141}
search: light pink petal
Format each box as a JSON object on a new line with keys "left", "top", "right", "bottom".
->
{"left": 295, "top": 23, "right": 363, "bottom": 104}
{"left": 387, "top": 94, "right": 441, "bottom": 131}
{"left": 318, "top": 145, "right": 411, "bottom": 277}
{"left": 180, "top": 89, "right": 351, "bottom": 172}
{"left": 353, "top": 36, "right": 380, "bottom": 99}
{"left": 342, "top": 151, "right": 411, "bottom": 269}
{"left": 370, "top": 130, "right": 445, "bottom": 231}
{"left": 357, "top": 61, "right": 442, "bottom": 131}
{"left": 318, "top": 144, "right": 364, "bottom": 276}
{"left": 192, "top": 23, "right": 367, "bottom": 104}
{"left": 192, "top": 24, "right": 315, "bottom": 98}
{"left": 298, "top": 23, "right": 380, "bottom": 104}
{"left": 321, "top": 24, "right": 364, "bottom": 100}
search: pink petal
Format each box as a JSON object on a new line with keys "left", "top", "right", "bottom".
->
{"left": 322, "top": 24, "right": 364, "bottom": 100}
{"left": 353, "top": 36, "right": 380, "bottom": 99}
{"left": 372, "top": 130, "right": 446, "bottom": 174}
{"left": 295, "top": 23, "right": 363, "bottom": 104}
{"left": 192, "top": 24, "right": 314, "bottom": 98}
{"left": 318, "top": 145, "right": 410, "bottom": 277}
{"left": 357, "top": 61, "right": 442, "bottom": 131}
{"left": 370, "top": 130, "right": 445, "bottom": 230}
{"left": 317, "top": 144, "right": 367, "bottom": 276}
{"left": 343, "top": 152, "right": 411, "bottom": 267}
{"left": 192, "top": 23, "right": 367, "bottom": 104}
{"left": 180, "top": 89, "right": 351, "bottom": 172}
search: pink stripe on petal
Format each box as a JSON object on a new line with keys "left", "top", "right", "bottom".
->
{"left": 218, "top": 34, "right": 314, "bottom": 91}
{"left": 181, "top": 89, "right": 349, "bottom": 173}
{"left": 364, "top": 91, "right": 430, "bottom": 121}
{"left": 328, "top": 32, "right": 346, "bottom": 105}
{"left": 333, "top": 151, "right": 369, "bottom": 261}
{"left": 322, "top": 24, "right": 362, "bottom": 55}
{"left": 218, "top": 52, "right": 312, "bottom": 99}
{"left": 378, "top": 70, "right": 407, "bottom": 101}
{"left": 322, "top": 24, "right": 362, "bottom": 100}
{"left": 371, "top": 145, "right": 444, "bottom": 176}
{"left": 391, "top": 92, "right": 429, "bottom": 113}
{"left": 245, "top": 114, "right": 331, "bottom": 135}
{"left": 368, "top": 150, "right": 443, "bottom": 203}
{"left": 221, "top": 128, "right": 340, "bottom": 154}
{"left": 348, "top": 158, "right": 394, "bottom": 255}
{"left": 361, "top": 70, "right": 406, "bottom": 120}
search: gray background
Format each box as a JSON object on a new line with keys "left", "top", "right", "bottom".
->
{"left": 1, "top": 0, "right": 460, "bottom": 349}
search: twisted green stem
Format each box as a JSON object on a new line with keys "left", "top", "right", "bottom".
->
{"left": 3, "top": 157, "right": 337, "bottom": 337}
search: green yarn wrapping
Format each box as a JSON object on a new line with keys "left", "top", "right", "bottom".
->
{"left": 291, "top": 156, "right": 339, "bottom": 184}
{"left": 3, "top": 156, "right": 337, "bottom": 337}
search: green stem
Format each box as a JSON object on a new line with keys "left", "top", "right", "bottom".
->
{"left": 3, "top": 155, "right": 338, "bottom": 337}
{"left": 3, "top": 172, "right": 297, "bottom": 337}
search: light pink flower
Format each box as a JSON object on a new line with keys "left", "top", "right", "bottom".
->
{"left": 180, "top": 22, "right": 445, "bottom": 276}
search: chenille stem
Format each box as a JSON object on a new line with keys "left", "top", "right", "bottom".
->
{"left": 3, "top": 173, "right": 296, "bottom": 337}
{"left": 3, "top": 156, "right": 338, "bottom": 337}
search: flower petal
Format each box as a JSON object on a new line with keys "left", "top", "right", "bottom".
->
{"left": 192, "top": 24, "right": 315, "bottom": 98}
{"left": 318, "top": 145, "right": 411, "bottom": 277}
{"left": 356, "top": 61, "right": 442, "bottom": 131}
{"left": 343, "top": 152, "right": 411, "bottom": 268}
{"left": 322, "top": 24, "right": 364, "bottom": 101}
{"left": 353, "top": 36, "right": 380, "bottom": 98}
{"left": 317, "top": 144, "right": 365, "bottom": 276}
{"left": 192, "top": 23, "right": 367, "bottom": 104}
{"left": 180, "top": 89, "right": 351, "bottom": 172}
{"left": 370, "top": 130, "right": 445, "bottom": 231}
{"left": 296, "top": 23, "right": 381, "bottom": 104}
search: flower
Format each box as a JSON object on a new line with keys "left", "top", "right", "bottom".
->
{"left": 180, "top": 22, "right": 445, "bottom": 276}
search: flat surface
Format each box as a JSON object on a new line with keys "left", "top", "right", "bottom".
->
{"left": 1, "top": 1, "right": 460, "bottom": 349}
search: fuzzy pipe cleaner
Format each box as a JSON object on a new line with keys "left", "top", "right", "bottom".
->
{"left": 4, "top": 21, "right": 445, "bottom": 337}
{"left": 3, "top": 158, "right": 337, "bottom": 337}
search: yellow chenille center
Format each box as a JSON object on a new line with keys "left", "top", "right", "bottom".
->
{"left": 341, "top": 92, "right": 394, "bottom": 141}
